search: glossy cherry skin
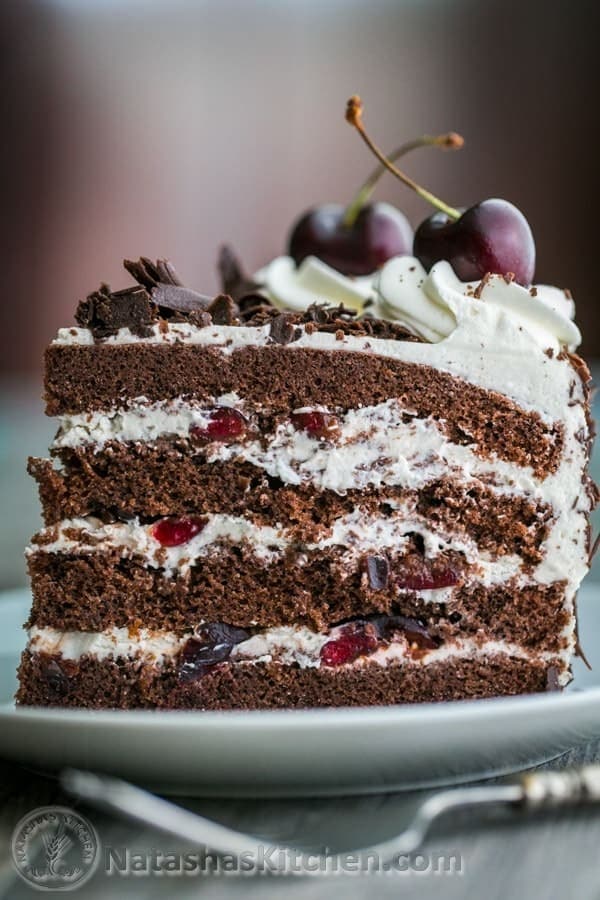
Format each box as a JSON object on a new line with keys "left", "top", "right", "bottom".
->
{"left": 288, "top": 202, "right": 413, "bottom": 276}
{"left": 413, "top": 198, "right": 536, "bottom": 286}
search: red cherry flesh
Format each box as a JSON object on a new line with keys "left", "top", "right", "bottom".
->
{"left": 190, "top": 408, "right": 247, "bottom": 442}
{"left": 291, "top": 411, "right": 339, "bottom": 439}
{"left": 151, "top": 516, "right": 207, "bottom": 547}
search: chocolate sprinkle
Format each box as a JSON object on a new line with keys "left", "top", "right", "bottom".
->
{"left": 206, "top": 293, "right": 239, "bottom": 326}
{"left": 270, "top": 314, "right": 302, "bottom": 345}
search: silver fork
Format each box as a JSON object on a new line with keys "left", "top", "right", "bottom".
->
{"left": 61, "top": 766, "right": 600, "bottom": 871}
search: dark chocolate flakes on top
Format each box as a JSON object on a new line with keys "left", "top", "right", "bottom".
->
{"left": 75, "top": 283, "right": 156, "bottom": 339}
{"left": 75, "top": 253, "right": 425, "bottom": 344}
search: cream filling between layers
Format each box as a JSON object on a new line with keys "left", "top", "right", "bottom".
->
{"left": 27, "top": 625, "right": 571, "bottom": 686}
{"left": 49, "top": 394, "right": 591, "bottom": 593}
{"left": 28, "top": 509, "right": 523, "bottom": 588}
{"left": 53, "top": 395, "right": 555, "bottom": 499}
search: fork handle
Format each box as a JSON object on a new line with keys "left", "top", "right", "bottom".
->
{"left": 520, "top": 766, "right": 600, "bottom": 808}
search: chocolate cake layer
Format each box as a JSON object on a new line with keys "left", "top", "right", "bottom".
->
{"left": 45, "top": 345, "right": 562, "bottom": 476}
{"left": 26, "top": 548, "right": 568, "bottom": 649}
{"left": 16, "top": 650, "right": 556, "bottom": 709}
{"left": 29, "top": 450, "right": 551, "bottom": 563}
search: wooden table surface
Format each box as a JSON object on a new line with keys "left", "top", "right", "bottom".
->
{"left": 1, "top": 742, "right": 600, "bottom": 899}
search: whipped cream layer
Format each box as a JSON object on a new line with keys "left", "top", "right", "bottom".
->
{"left": 207, "top": 403, "right": 550, "bottom": 494}
{"left": 29, "top": 514, "right": 286, "bottom": 577}
{"left": 28, "top": 507, "right": 523, "bottom": 589}
{"left": 53, "top": 261, "right": 585, "bottom": 424}
{"left": 254, "top": 255, "right": 375, "bottom": 312}
{"left": 49, "top": 393, "right": 591, "bottom": 596}
{"left": 27, "top": 624, "right": 569, "bottom": 683}
{"left": 53, "top": 394, "right": 246, "bottom": 450}
{"left": 53, "top": 396, "right": 554, "bottom": 493}
{"left": 255, "top": 254, "right": 580, "bottom": 349}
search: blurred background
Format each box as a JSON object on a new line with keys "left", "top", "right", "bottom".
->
{"left": 1, "top": 0, "right": 599, "bottom": 588}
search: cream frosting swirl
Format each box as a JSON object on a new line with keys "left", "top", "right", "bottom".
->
{"left": 255, "top": 254, "right": 581, "bottom": 351}
{"left": 254, "top": 255, "right": 375, "bottom": 312}
{"left": 376, "top": 258, "right": 581, "bottom": 350}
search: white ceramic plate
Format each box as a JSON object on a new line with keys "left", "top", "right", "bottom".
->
{"left": 1, "top": 586, "right": 600, "bottom": 797}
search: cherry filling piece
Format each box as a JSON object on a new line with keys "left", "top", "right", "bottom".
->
{"left": 364, "top": 555, "right": 390, "bottom": 590}
{"left": 151, "top": 516, "right": 207, "bottom": 547}
{"left": 395, "top": 564, "right": 459, "bottom": 591}
{"left": 41, "top": 658, "right": 78, "bottom": 696}
{"left": 374, "top": 615, "right": 440, "bottom": 658}
{"left": 364, "top": 553, "right": 460, "bottom": 592}
{"left": 320, "top": 615, "right": 439, "bottom": 667}
{"left": 291, "top": 411, "right": 340, "bottom": 440}
{"left": 320, "top": 622, "right": 379, "bottom": 667}
{"left": 190, "top": 407, "right": 247, "bottom": 442}
{"left": 178, "top": 623, "right": 249, "bottom": 683}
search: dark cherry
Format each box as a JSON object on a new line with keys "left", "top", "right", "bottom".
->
{"left": 375, "top": 615, "right": 439, "bottom": 654}
{"left": 178, "top": 623, "right": 249, "bottom": 683}
{"left": 413, "top": 198, "right": 536, "bottom": 286}
{"left": 344, "top": 97, "right": 536, "bottom": 287}
{"left": 151, "top": 516, "right": 207, "bottom": 547}
{"left": 395, "top": 563, "right": 459, "bottom": 591}
{"left": 291, "top": 410, "right": 340, "bottom": 440}
{"left": 288, "top": 202, "right": 413, "bottom": 277}
{"left": 320, "top": 621, "right": 379, "bottom": 667}
{"left": 364, "top": 555, "right": 390, "bottom": 590}
{"left": 320, "top": 615, "right": 440, "bottom": 667}
{"left": 190, "top": 407, "right": 247, "bottom": 442}
{"left": 42, "top": 659, "right": 77, "bottom": 696}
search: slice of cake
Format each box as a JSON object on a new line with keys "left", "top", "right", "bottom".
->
{"left": 17, "top": 248, "right": 596, "bottom": 709}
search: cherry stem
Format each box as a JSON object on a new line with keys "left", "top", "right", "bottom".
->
{"left": 345, "top": 96, "right": 462, "bottom": 222}
{"left": 343, "top": 131, "right": 463, "bottom": 227}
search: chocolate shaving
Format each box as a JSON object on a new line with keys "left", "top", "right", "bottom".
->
{"left": 307, "top": 303, "right": 358, "bottom": 324}
{"left": 365, "top": 555, "right": 389, "bottom": 590}
{"left": 270, "top": 313, "right": 301, "bottom": 345}
{"left": 207, "top": 293, "right": 239, "bottom": 326}
{"left": 124, "top": 256, "right": 183, "bottom": 289}
{"left": 76, "top": 248, "right": 426, "bottom": 344}
{"left": 151, "top": 283, "right": 213, "bottom": 314}
{"left": 218, "top": 245, "right": 262, "bottom": 300}
{"left": 125, "top": 257, "right": 211, "bottom": 314}
{"left": 76, "top": 284, "right": 155, "bottom": 339}
{"left": 237, "top": 293, "right": 276, "bottom": 321}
